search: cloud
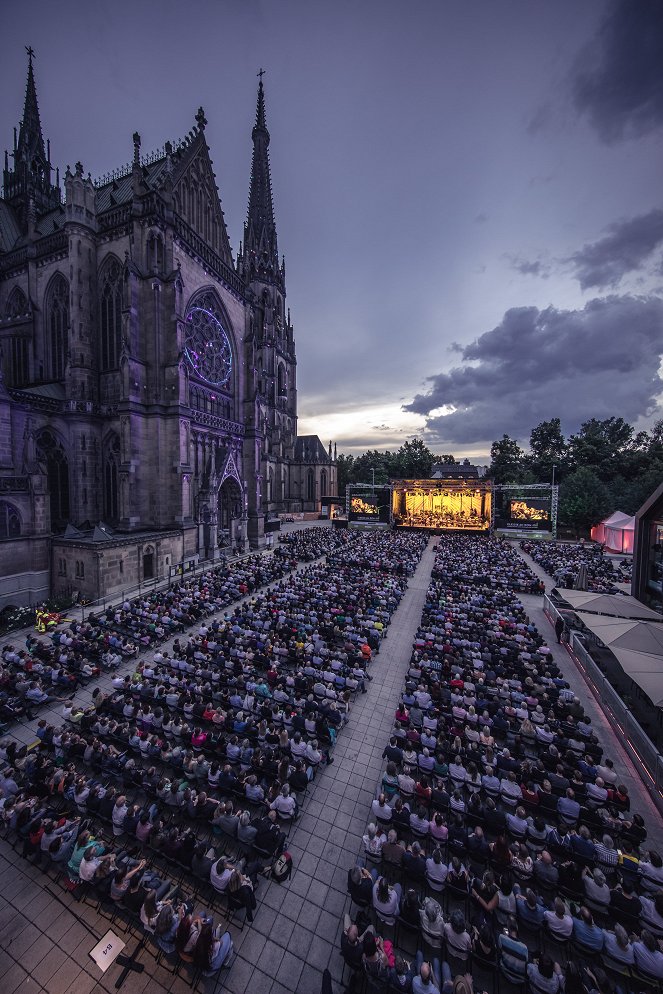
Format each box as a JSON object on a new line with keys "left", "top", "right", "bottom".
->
{"left": 509, "top": 256, "right": 551, "bottom": 278}
{"left": 568, "top": 209, "right": 663, "bottom": 289}
{"left": 403, "top": 295, "right": 663, "bottom": 444}
{"left": 572, "top": 0, "right": 663, "bottom": 143}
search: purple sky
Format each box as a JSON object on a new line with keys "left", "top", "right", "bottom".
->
{"left": 2, "top": 0, "right": 662, "bottom": 459}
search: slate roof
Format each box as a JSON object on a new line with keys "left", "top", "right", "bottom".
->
{"left": 94, "top": 158, "right": 169, "bottom": 213}
{"left": 294, "top": 434, "right": 330, "bottom": 464}
{"left": 0, "top": 201, "right": 22, "bottom": 252}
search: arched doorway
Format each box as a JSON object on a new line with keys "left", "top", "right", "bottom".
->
{"left": 218, "top": 478, "right": 242, "bottom": 552}
{"left": 36, "top": 429, "right": 70, "bottom": 531}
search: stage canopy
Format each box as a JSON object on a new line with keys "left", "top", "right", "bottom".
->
{"left": 590, "top": 511, "right": 635, "bottom": 554}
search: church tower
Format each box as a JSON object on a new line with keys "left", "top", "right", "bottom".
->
{"left": 2, "top": 49, "right": 61, "bottom": 231}
{"left": 239, "top": 76, "right": 297, "bottom": 543}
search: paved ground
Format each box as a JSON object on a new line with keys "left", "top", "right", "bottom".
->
{"left": 1, "top": 533, "right": 661, "bottom": 994}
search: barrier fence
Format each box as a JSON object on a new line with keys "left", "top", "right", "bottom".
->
{"left": 543, "top": 594, "right": 663, "bottom": 817}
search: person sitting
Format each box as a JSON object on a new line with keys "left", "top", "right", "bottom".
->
{"left": 226, "top": 867, "right": 257, "bottom": 922}
{"left": 419, "top": 897, "right": 445, "bottom": 950}
{"left": 527, "top": 952, "right": 564, "bottom": 994}
{"left": 425, "top": 848, "right": 448, "bottom": 892}
{"left": 602, "top": 922, "right": 634, "bottom": 968}
{"left": 632, "top": 929, "right": 663, "bottom": 979}
{"left": 571, "top": 906, "right": 604, "bottom": 953}
{"left": 497, "top": 916, "right": 528, "bottom": 984}
{"left": 403, "top": 842, "right": 427, "bottom": 883}
{"left": 362, "top": 822, "right": 386, "bottom": 857}
{"left": 270, "top": 783, "right": 297, "bottom": 820}
{"left": 341, "top": 923, "right": 368, "bottom": 973}
{"left": 443, "top": 909, "right": 473, "bottom": 969}
{"left": 356, "top": 927, "right": 389, "bottom": 982}
{"left": 192, "top": 919, "right": 234, "bottom": 975}
{"left": 372, "top": 875, "right": 401, "bottom": 926}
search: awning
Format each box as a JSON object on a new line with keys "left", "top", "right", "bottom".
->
{"left": 557, "top": 589, "right": 662, "bottom": 620}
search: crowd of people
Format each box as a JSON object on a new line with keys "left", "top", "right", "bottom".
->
{"left": 0, "top": 553, "right": 298, "bottom": 731}
{"left": 521, "top": 541, "right": 631, "bottom": 594}
{"left": 343, "top": 535, "right": 661, "bottom": 994}
{"left": 0, "top": 528, "right": 429, "bottom": 987}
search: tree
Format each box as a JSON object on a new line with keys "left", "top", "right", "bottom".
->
{"left": 528, "top": 418, "right": 569, "bottom": 483}
{"left": 558, "top": 467, "right": 612, "bottom": 535}
{"left": 392, "top": 437, "right": 435, "bottom": 478}
{"left": 568, "top": 417, "right": 634, "bottom": 480}
{"left": 336, "top": 454, "right": 355, "bottom": 498}
{"left": 489, "top": 435, "right": 527, "bottom": 483}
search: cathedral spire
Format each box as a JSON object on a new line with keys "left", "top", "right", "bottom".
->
{"left": 3, "top": 47, "right": 61, "bottom": 229}
{"left": 17, "top": 46, "right": 46, "bottom": 166}
{"left": 242, "top": 72, "right": 282, "bottom": 289}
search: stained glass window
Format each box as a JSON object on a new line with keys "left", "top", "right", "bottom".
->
{"left": 183, "top": 292, "right": 233, "bottom": 389}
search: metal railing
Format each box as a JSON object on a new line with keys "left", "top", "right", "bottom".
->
{"left": 543, "top": 594, "right": 663, "bottom": 815}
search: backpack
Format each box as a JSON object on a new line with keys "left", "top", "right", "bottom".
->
{"left": 271, "top": 851, "right": 293, "bottom": 882}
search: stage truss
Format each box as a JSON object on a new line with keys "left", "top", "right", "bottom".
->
{"left": 492, "top": 483, "right": 558, "bottom": 539}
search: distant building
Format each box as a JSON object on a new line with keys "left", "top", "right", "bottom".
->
{"left": 431, "top": 459, "right": 480, "bottom": 480}
{"left": 0, "top": 54, "right": 335, "bottom": 607}
{"left": 632, "top": 481, "right": 663, "bottom": 613}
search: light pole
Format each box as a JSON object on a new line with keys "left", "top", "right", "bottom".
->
{"left": 551, "top": 464, "right": 556, "bottom": 488}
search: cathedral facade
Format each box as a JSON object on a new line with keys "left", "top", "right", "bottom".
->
{"left": 0, "top": 55, "right": 336, "bottom": 608}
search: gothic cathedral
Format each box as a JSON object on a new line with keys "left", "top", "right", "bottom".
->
{"left": 0, "top": 54, "right": 336, "bottom": 608}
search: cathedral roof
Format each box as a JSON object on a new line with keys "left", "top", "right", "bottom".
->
{"left": 294, "top": 434, "right": 330, "bottom": 464}
{"left": 94, "top": 158, "right": 168, "bottom": 213}
{"left": 0, "top": 201, "right": 21, "bottom": 251}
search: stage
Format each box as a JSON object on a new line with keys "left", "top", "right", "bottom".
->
{"left": 391, "top": 479, "right": 492, "bottom": 531}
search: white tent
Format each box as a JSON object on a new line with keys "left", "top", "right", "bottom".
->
{"left": 590, "top": 511, "right": 635, "bottom": 553}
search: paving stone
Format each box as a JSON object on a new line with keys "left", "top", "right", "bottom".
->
{"left": 285, "top": 927, "right": 314, "bottom": 960}
{"left": 275, "top": 950, "right": 305, "bottom": 991}
{"left": 259, "top": 938, "right": 286, "bottom": 974}
{"left": 245, "top": 968, "right": 273, "bottom": 994}
{"left": 278, "top": 891, "right": 304, "bottom": 921}
{"left": 297, "top": 901, "right": 321, "bottom": 931}
{"left": 48, "top": 957, "right": 85, "bottom": 994}
{"left": 266, "top": 914, "right": 295, "bottom": 948}
{"left": 222, "top": 955, "right": 254, "bottom": 994}
{"left": 252, "top": 906, "right": 278, "bottom": 937}
{"left": 236, "top": 928, "right": 267, "bottom": 963}
{"left": 2, "top": 962, "right": 28, "bottom": 994}
{"left": 296, "top": 964, "right": 323, "bottom": 993}
{"left": 31, "top": 946, "right": 69, "bottom": 986}
{"left": 306, "top": 879, "right": 329, "bottom": 907}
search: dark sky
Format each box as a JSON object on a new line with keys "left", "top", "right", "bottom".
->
{"left": 2, "top": 0, "right": 663, "bottom": 459}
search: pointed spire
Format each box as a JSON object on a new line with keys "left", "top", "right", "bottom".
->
{"left": 242, "top": 72, "right": 282, "bottom": 289}
{"left": 3, "top": 47, "right": 61, "bottom": 228}
{"left": 17, "top": 46, "right": 46, "bottom": 165}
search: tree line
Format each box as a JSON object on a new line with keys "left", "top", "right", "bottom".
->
{"left": 336, "top": 418, "right": 663, "bottom": 533}
{"left": 490, "top": 417, "right": 663, "bottom": 533}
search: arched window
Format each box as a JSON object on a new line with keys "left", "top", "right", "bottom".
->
{"left": 321, "top": 470, "right": 328, "bottom": 497}
{"left": 103, "top": 433, "right": 120, "bottom": 523}
{"left": 5, "top": 286, "right": 28, "bottom": 320}
{"left": 99, "top": 258, "right": 122, "bottom": 370}
{"left": 0, "top": 501, "right": 21, "bottom": 539}
{"left": 2, "top": 336, "right": 29, "bottom": 387}
{"left": 307, "top": 469, "right": 315, "bottom": 501}
{"left": 36, "top": 429, "right": 70, "bottom": 530}
{"left": 277, "top": 364, "right": 286, "bottom": 397}
{"left": 182, "top": 290, "right": 234, "bottom": 394}
{"left": 46, "top": 274, "right": 69, "bottom": 381}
